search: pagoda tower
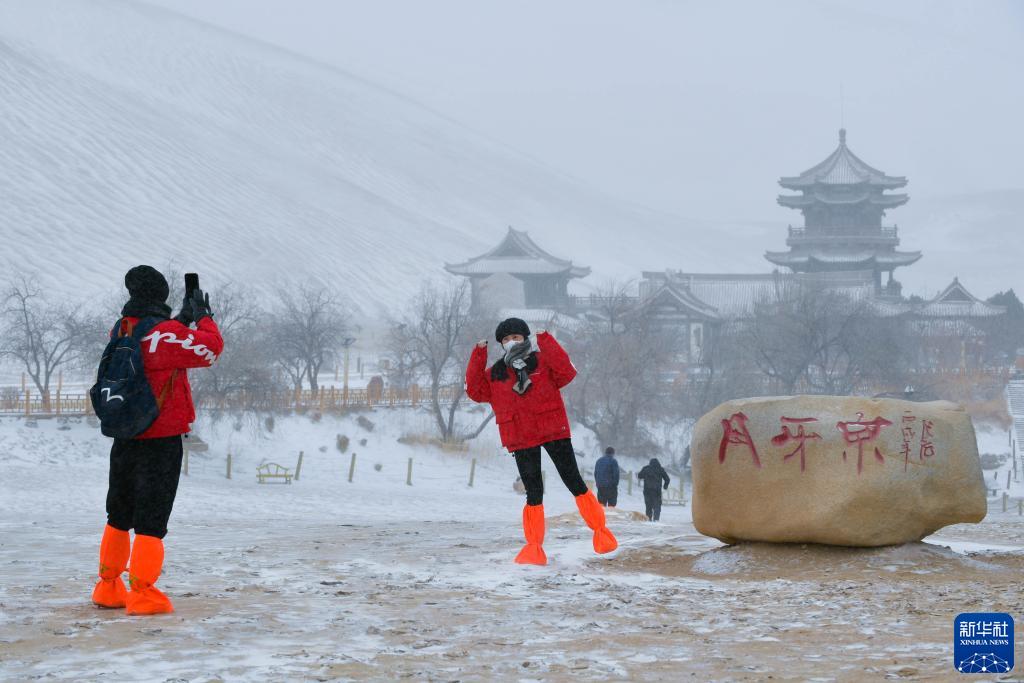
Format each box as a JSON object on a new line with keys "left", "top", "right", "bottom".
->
{"left": 766, "top": 129, "right": 921, "bottom": 295}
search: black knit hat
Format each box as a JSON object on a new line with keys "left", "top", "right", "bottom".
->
{"left": 495, "top": 317, "right": 531, "bottom": 343}
{"left": 124, "top": 265, "right": 169, "bottom": 304}
{"left": 605, "top": 447, "right": 615, "bottom": 456}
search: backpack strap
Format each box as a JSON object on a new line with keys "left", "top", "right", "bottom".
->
{"left": 123, "top": 317, "right": 178, "bottom": 411}
{"left": 155, "top": 369, "right": 179, "bottom": 410}
{"left": 130, "top": 317, "right": 164, "bottom": 341}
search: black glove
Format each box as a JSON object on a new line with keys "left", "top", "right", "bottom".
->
{"left": 190, "top": 288, "right": 214, "bottom": 321}
{"left": 174, "top": 294, "right": 194, "bottom": 325}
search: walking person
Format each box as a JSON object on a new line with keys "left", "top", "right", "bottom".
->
{"left": 90, "top": 266, "right": 223, "bottom": 615}
{"left": 465, "top": 318, "right": 617, "bottom": 565}
{"left": 594, "top": 447, "right": 620, "bottom": 508}
{"left": 637, "top": 458, "right": 671, "bottom": 522}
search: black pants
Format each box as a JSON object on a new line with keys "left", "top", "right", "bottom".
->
{"left": 106, "top": 435, "right": 184, "bottom": 539}
{"left": 596, "top": 485, "right": 618, "bottom": 507}
{"left": 644, "top": 489, "right": 663, "bottom": 521}
{"left": 513, "top": 439, "right": 588, "bottom": 506}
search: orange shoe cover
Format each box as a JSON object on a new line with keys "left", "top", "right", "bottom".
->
{"left": 92, "top": 524, "right": 130, "bottom": 608}
{"left": 125, "top": 534, "right": 174, "bottom": 615}
{"left": 514, "top": 504, "right": 548, "bottom": 565}
{"left": 575, "top": 490, "right": 618, "bottom": 554}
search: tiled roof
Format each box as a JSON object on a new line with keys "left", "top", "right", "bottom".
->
{"left": 643, "top": 272, "right": 792, "bottom": 318}
{"left": 640, "top": 282, "right": 722, "bottom": 321}
{"left": 779, "top": 129, "right": 907, "bottom": 190}
{"left": 446, "top": 227, "right": 590, "bottom": 278}
{"left": 778, "top": 191, "right": 908, "bottom": 208}
{"left": 915, "top": 278, "right": 1005, "bottom": 318}
{"left": 638, "top": 272, "right": 1004, "bottom": 321}
{"left": 764, "top": 250, "right": 922, "bottom": 268}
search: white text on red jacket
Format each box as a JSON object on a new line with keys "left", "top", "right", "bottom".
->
{"left": 142, "top": 330, "right": 218, "bottom": 364}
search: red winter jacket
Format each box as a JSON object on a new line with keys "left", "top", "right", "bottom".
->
{"left": 116, "top": 316, "right": 224, "bottom": 439}
{"left": 465, "top": 332, "right": 577, "bottom": 452}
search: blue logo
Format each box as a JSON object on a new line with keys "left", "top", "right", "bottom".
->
{"left": 954, "top": 613, "right": 1014, "bottom": 674}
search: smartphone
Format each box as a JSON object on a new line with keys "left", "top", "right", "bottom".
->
{"left": 185, "top": 273, "right": 200, "bottom": 298}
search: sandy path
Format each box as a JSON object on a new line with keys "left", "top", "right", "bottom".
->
{"left": 2, "top": 508, "right": 1022, "bottom": 682}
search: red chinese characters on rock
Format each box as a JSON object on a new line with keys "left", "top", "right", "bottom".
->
{"left": 900, "top": 412, "right": 917, "bottom": 471}
{"left": 770, "top": 417, "right": 822, "bottom": 472}
{"left": 900, "top": 411, "right": 939, "bottom": 470}
{"left": 718, "top": 412, "right": 762, "bottom": 468}
{"left": 835, "top": 413, "right": 894, "bottom": 474}
{"left": 717, "top": 410, "right": 904, "bottom": 475}
{"left": 919, "top": 419, "right": 935, "bottom": 460}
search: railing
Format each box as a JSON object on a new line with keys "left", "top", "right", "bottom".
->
{"left": 0, "top": 384, "right": 467, "bottom": 417}
{"left": 787, "top": 225, "right": 899, "bottom": 240}
{"left": 2, "top": 366, "right": 1010, "bottom": 418}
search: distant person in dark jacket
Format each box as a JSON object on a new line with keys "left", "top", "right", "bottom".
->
{"left": 594, "top": 447, "right": 620, "bottom": 507}
{"left": 637, "top": 458, "right": 670, "bottom": 522}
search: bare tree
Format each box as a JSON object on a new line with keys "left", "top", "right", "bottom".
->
{"left": 388, "top": 279, "right": 491, "bottom": 442}
{"left": 188, "top": 284, "right": 283, "bottom": 408}
{"left": 563, "top": 284, "right": 677, "bottom": 452}
{"left": 267, "top": 284, "right": 352, "bottom": 392}
{"left": 1, "top": 274, "right": 102, "bottom": 406}
{"left": 744, "top": 284, "right": 913, "bottom": 396}
{"left": 678, "top": 319, "right": 764, "bottom": 417}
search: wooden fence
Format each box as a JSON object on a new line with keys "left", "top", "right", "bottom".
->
{"left": 0, "top": 384, "right": 466, "bottom": 417}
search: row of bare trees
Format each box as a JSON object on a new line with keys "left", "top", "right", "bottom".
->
{"left": 0, "top": 269, "right": 355, "bottom": 409}
{"left": 4, "top": 266, "right": 1017, "bottom": 456}
{"left": 379, "top": 278, "right": 930, "bottom": 452}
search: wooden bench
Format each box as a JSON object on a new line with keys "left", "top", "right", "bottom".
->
{"left": 257, "top": 463, "right": 293, "bottom": 484}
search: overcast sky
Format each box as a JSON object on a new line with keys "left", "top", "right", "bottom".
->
{"left": 148, "top": 0, "right": 1024, "bottom": 225}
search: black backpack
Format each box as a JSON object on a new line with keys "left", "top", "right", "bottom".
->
{"left": 89, "top": 317, "right": 176, "bottom": 439}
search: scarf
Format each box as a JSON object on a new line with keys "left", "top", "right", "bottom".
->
{"left": 503, "top": 339, "right": 534, "bottom": 395}
{"left": 489, "top": 340, "right": 538, "bottom": 394}
{"left": 121, "top": 298, "right": 172, "bottom": 320}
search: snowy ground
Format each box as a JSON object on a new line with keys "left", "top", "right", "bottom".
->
{"left": 1, "top": 411, "right": 1022, "bottom": 682}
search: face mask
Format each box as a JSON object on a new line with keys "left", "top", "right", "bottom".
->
{"left": 503, "top": 339, "right": 522, "bottom": 352}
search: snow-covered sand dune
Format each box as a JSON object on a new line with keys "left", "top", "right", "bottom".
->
{"left": 0, "top": 0, "right": 719, "bottom": 315}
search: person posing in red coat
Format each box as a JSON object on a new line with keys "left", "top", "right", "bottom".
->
{"left": 92, "top": 265, "right": 224, "bottom": 615}
{"left": 466, "top": 317, "right": 616, "bottom": 565}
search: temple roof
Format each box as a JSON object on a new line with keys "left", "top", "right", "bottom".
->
{"left": 640, "top": 282, "right": 721, "bottom": 321}
{"left": 764, "top": 250, "right": 922, "bottom": 269}
{"left": 644, "top": 271, "right": 880, "bottom": 318}
{"left": 914, "top": 278, "right": 1005, "bottom": 318}
{"left": 778, "top": 190, "right": 908, "bottom": 209}
{"left": 445, "top": 227, "right": 590, "bottom": 278}
{"left": 779, "top": 129, "right": 907, "bottom": 191}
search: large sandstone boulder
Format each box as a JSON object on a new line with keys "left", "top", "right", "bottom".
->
{"left": 691, "top": 396, "right": 987, "bottom": 547}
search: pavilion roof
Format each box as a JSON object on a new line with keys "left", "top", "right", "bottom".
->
{"left": 914, "top": 278, "right": 1005, "bottom": 318}
{"left": 764, "top": 250, "right": 922, "bottom": 269}
{"left": 445, "top": 227, "right": 590, "bottom": 278}
{"left": 778, "top": 191, "right": 909, "bottom": 209}
{"left": 779, "top": 129, "right": 907, "bottom": 191}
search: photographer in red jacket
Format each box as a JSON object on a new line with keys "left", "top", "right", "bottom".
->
{"left": 92, "top": 266, "right": 223, "bottom": 615}
{"left": 465, "top": 318, "right": 617, "bottom": 565}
